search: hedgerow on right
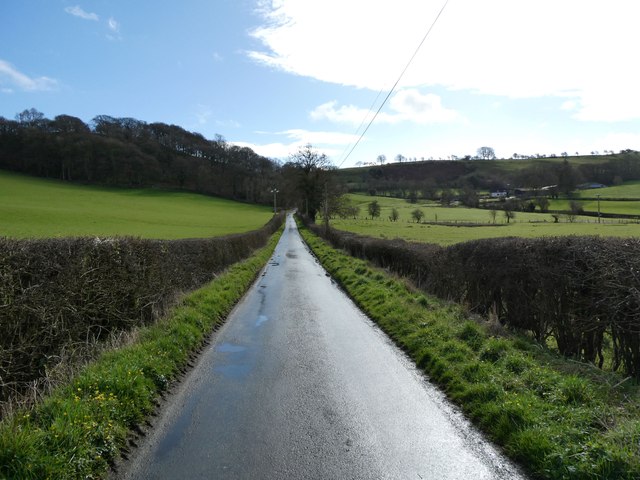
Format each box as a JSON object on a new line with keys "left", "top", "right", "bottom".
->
{"left": 308, "top": 220, "right": 640, "bottom": 381}
{"left": 299, "top": 220, "right": 640, "bottom": 480}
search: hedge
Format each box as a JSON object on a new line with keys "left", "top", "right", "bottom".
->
{"left": 0, "top": 213, "right": 284, "bottom": 403}
{"left": 305, "top": 221, "right": 640, "bottom": 379}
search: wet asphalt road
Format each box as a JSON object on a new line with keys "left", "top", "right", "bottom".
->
{"left": 116, "top": 214, "right": 527, "bottom": 479}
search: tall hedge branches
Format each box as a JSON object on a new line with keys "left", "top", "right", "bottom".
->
{"left": 305, "top": 220, "right": 640, "bottom": 379}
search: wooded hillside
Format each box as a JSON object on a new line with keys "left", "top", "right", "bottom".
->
{"left": 0, "top": 109, "right": 278, "bottom": 204}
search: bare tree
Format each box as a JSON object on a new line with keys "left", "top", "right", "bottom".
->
{"left": 503, "top": 201, "right": 516, "bottom": 223}
{"left": 476, "top": 146, "right": 496, "bottom": 160}
{"left": 287, "top": 144, "right": 332, "bottom": 221}
{"left": 376, "top": 154, "right": 386, "bottom": 165}
{"left": 536, "top": 196, "right": 550, "bottom": 212}
{"left": 15, "top": 108, "right": 45, "bottom": 127}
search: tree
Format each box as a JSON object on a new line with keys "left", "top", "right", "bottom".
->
{"left": 504, "top": 209, "right": 516, "bottom": 223}
{"left": 489, "top": 209, "right": 497, "bottom": 224}
{"left": 15, "top": 108, "right": 45, "bottom": 128}
{"left": 411, "top": 208, "right": 424, "bottom": 223}
{"left": 557, "top": 159, "right": 578, "bottom": 194}
{"left": 476, "top": 146, "right": 496, "bottom": 160}
{"left": 536, "top": 196, "right": 550, "bottom": 212}
{"left": 287, "top": 144, "right": 332, "bottom": 221}
{"left": 376, "top": 154, "right": 386, "bottom": 165}
{"left": 389, "top": 207, "right": 399, "bottom": 222}
{"left": 367, "top": 200, "right": 381, "bottom": 219}
{"left": 503, "top": 200, "right": 516, "bottom": 223}
{"left": 52, "top": 114, "right": 90, "bottom": 134}
{"left": 440, "top": 188, "right": 455, "bottom": 206}
{"left": 569, "top": 200, "right": 584, "bottom": 215}
{"left": 460, "top": 186, "right": 479, "bottom": 208}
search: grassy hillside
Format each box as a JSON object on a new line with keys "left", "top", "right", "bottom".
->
{"left": 577, "top": 180, "right": 640, "bottom": 199}
{"left": 550, "top": 199, "right": 640, "bottom": 215}
{"left": 331, "top": 194, "right": 640, "bottom": 245}
{"left": 337, "top": 155, "right": 615, "bottom": 187}
{"left": 0, "top": 170, "right": 273, "bottom": 238}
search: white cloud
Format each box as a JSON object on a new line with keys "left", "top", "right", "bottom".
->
{"left": 388, "top": 89, "right": 459, "bottom": 123}
{"left": 280, "top": 128, "right": 360, "bottom": 146}
{"left": 233, "top": 141, "right": 293, "bottom": 159}
{"left": 311, "top": 89, "right": 460, "bottom": 126}
{"left": 310, "top": 101, "right": 370, "bottom": 125}
{"left": 0, "top": 59, "right": 57, "bottom": 92}
{"left": 106, "top": 17, "right": 122, "bottom": 40}
{"left": 64, "top": 5, "right": 99, "bottom": 21}
{"left": 249, "top": 0, "right": 640, "bottom": 122}
{"left": 108, "top": 17, "right": 119, "bottom": 32}
{"left": 235, "top": 129, "right": 360, "bottom": 160}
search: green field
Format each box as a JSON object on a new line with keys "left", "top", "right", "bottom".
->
{"left": 550, "top": 199, "right": 640, "bottom": 215}
{"left": 332, "top": 194, "right": 640, "bottom": 245}
{"left": 578, "top": 181, "right": 640, "bottom": 199}
{"left": 557, "top": 181, "right": 640, "bottom": 213}
{"left": 0, "top": 170, "right": 273, "bottom": 238}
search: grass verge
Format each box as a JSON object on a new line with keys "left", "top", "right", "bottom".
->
{"left": 298, "top": 222, "right": 640, "bottom": 480}
{"left": 0, "top": 227, "right": 282, "bottom": 480}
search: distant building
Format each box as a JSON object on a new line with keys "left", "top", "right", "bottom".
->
{"left": 490, "top": 190, "right": 508, "bottom": 198}
{"left": 578, "top": 182, "right": 607, "bottom": 190}
{"left": 514, "top": 188, "right": 535, "bottom": 197}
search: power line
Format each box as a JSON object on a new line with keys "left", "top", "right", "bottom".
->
{"left": 335, "top": 86, "right": 386, "bottom": 162}
{"left": 337, "top": 0, "right": 450, "bottom": 168}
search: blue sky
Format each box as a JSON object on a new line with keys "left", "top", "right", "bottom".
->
{"left": 2, "top": 0, "right": 639, "bottom": 168}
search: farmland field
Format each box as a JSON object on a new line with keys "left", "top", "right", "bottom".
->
{"left": 577, "top": 181, "right": 640, "bottom": 199}
{"left": 331, "top": 194, "right": 640, "bottom": 245}
{"left": 549, "top": 199, "right": 640, "bottom": 215}
{"left": 0, "top": 170, "right": 273, "bottom": 238}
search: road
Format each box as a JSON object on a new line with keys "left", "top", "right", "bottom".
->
{"left": 115, "top": 214, "right": 527, "bottom": 479}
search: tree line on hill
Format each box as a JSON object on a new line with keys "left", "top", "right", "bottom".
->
{"left": 3, "top": 108, "right": 640, "bottom": 222}
{"left": 0, "top": 108, "right": 280, "bottom": 204}
{"left": 0, "top": 109, "right": 344, "bottom": 219}
{"left": 343, "top": 151, "right": 640, "bottom": 200}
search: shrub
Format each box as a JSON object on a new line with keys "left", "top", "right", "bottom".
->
{"left": 0, "top": 214, "right": 284, "bottom": 403}
{"left": 301, "top": 217, "right": 640, "bottom": 380}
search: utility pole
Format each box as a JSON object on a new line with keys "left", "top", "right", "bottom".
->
{"left": 597, "top": 194, "right": 601, "bottom": 223}
{"left": 323, "top": 183, "right": 329, "bottom": 234}
{"left": 270, "top": 188, "right": 279, "bottom": 214}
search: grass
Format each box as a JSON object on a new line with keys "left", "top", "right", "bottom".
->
{"left": 334, "top": 193, "right": 640, "bottom": 245}
{"left": 0, "top": 227, "right": 282, "bottom": 480}
{"left": 0, "top": 170, "right": 272, "bottom": 239}
{"left": 550, "top": 199, "right": 640, "bottom": 215}
{"left": 577, "top": 181, "right": 640, "bottom": 199}
{"left": 298, "top": 222, "right": 640, "bottom": 479}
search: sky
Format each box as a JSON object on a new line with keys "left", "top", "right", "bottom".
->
{"left": 1, "top": 0, "right": 640, "bottom": 168}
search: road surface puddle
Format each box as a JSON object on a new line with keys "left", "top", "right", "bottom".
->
{"left": 217, "top": 343, "right": 246, "bottom": 353}
{"left": 255, "top": 315, "right": 269, "bottom": 327}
